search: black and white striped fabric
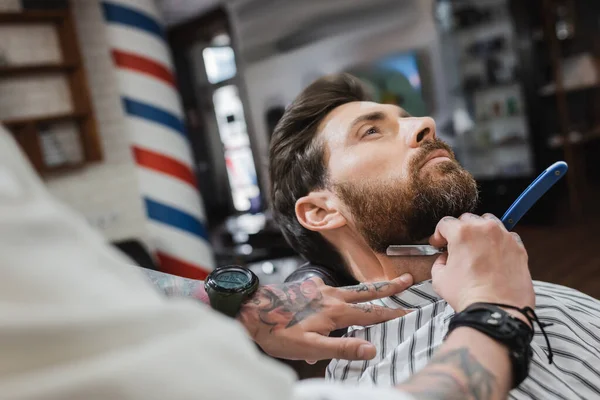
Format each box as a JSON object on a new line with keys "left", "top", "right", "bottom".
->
{"left": 327, "top": 280, "right": 600, "bottom": 399}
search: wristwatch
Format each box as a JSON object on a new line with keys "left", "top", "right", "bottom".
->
{"left": 446, "top": 303, "right": 534, "bottom": 388}
{"left": 204, "top": 266, "right": 259, "bottom": 318}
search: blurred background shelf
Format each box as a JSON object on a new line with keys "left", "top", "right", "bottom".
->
{"left": 2, "top": 111, "right": 88, "bottom": 128}
{"left": 0, "top": 63, "right": 77, "bottom": 77}
{"left": 0, "top": 10, "right": 67, "bottom": 23}
{"left": 0, "top": 5, "right": 101, "bottom": 175}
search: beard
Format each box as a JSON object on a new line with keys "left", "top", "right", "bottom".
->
{"left": 334, "top": 139, "right": 478, "bottom": 253}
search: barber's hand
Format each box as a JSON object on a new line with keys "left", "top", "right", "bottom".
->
{"left": 236, "top": 275, "right": 413, "bottom": 361}
{"left": 429, "top": 213, "right": 534, "bottom": 314}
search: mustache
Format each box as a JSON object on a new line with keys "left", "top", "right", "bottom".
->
{"left": 410, "top": 139, "right": 457, "bottom": 172}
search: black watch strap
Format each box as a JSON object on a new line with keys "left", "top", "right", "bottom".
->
{"left": 209, "top": 291, "right": 251, "bottom": 318}
{"left": 447, "top": 303, "right": 534, "bottom": 388}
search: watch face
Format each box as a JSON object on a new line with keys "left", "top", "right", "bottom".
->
{"left": 215, "top": 270, "right": 251, "bottom": 289}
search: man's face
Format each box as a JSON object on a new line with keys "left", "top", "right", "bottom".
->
{"left": 318, "top": 101, "right": 478, "bottom": 253}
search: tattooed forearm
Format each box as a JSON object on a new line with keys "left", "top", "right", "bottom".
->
{"left": 403, "top": 348, "right": 496, "bottom": 400}
{"left": 404, "top": 371, "right": 468, "bottom": 400}
{"left": 140, "top": 268, "right": 204, "bottom": 300}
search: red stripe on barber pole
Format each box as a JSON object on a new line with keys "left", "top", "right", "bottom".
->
{"left": 112, "top": 49, "right": 175, "bottom": 87}
{"left": 133, "top": 146, "right": 196, "bottom": 187}
{"left": 156, "top": 251, "right": 209, "bottom": 280}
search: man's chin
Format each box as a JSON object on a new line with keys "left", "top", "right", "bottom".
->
{"left": 420, "top": 159, "right": 461, "bottom": 178}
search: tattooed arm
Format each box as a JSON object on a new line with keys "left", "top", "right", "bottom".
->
{"left": 138, "top": 267, "right": 414, "bottom": 362}
{"left": 397, "top": 326, "right": 511, "bottom": 400}
{"left": 139, "top": 268, "right": 208, "bottom": 302}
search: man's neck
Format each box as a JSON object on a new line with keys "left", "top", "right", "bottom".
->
{"left": 377, "top": 253, "right": 436, "bottom": 283}
{"left": 325, "top": 228, "right": 436, "bottom": 284}
{"left": 337, "top": 237, "right": 435, "bottom": 283}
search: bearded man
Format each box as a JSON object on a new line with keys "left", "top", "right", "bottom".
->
{"left": 269, "top": 73, "right": 600, "bottom": 399}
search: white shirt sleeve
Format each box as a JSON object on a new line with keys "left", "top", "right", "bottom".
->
{"left": 295, "top": 380, "right": 413, "bottom": 400}
{"left": 0, "top": 126, "right": 411, "bottom": 400}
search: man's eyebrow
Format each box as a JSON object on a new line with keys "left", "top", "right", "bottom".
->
{"left": 349, "top": 109, "right": 411, "bottom": 130}
{"left": 349, "top": 111, "right": 387, "bottom": 130}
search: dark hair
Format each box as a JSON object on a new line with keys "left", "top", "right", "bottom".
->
{"left": 269, "top": 73, "right": 372, "bottom": 283}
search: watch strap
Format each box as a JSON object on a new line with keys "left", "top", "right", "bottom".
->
{"left": 447, "top": 303, "right": 534, "bottom": 388}
{"left": 208, "top": 290, "right": 251, "bottom": 318}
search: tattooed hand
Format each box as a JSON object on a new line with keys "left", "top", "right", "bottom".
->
{"left": 141, "top": 267, "right": 413, "bottom": 361}
{"left": 237, "top": 274, "right": 413, "bottom": 361}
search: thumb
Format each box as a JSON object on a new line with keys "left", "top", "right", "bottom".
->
{"left": 429, "top": 216, "right": 460, "bottom": 248}
{"left": 305, "top": 333, "right": 377, "bottom": 361}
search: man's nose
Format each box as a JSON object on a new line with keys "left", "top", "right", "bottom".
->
{"left": 408, "top": 117, "right": 436, "bottom": 148}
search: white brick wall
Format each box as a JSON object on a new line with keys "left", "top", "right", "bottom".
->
{"left": 0, "top": 0, "right": 150, "bottom": 244}
{"left": 0, "top": 75, "right": 73, "bottom": 119}
{"left": 0, "top": 24, "right": 62, "bottom": 64}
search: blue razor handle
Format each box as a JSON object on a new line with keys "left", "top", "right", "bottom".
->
{"left": 501, "top": 161, "right": 568, "bottom": 231}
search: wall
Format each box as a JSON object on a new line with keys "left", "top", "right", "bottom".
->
{"left": 235, "top": 0, "right": 451, "bottom": 191}
{"left": 0, "top": 0, "right": 149, "bottom": 243}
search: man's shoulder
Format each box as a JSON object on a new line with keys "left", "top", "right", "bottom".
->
{"left": 533, "top": 280, "right": 600, "bottom": 314}
{"left": 533, "top": 280, "right": 598, "bottom": 300}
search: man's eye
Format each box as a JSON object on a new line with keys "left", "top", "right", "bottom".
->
{"left": 363, "top": 127, "right": 380, "bottom": 137}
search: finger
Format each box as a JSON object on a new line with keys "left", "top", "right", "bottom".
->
{"left": 429, "top": 216, "right": 461, "bottom": 248}
{"left": 306, "top": 360, "right": 317, "bottom": 365}
{"left": 459, "top": 212, "right": 481, "bottom": 221}
{"left": 303, "top": 333, "right": 377, "bottom": 361}
{"left": 334, "top": 303, "right": 413, "bottom": 329}
{"left": 307, "top": 276, "right": 325, "bottom": 286}
{"left": 510, "top": 232, "right": 524, "bottom": 247}
{"left": 339, "top": 274, "right": 413, "bottom": 303}
{"left": 482, "top": 213, "right": 507, "bottom": 231}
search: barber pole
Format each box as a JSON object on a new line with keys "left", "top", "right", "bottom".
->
{"left": 101, "top": 0, "right": 214, "bottom": 279}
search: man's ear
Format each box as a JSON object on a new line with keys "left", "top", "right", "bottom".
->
{"left": 295, "top": 191, "right": 347, "bottom": 232}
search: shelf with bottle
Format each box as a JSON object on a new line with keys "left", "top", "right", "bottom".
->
{"left": 463, "top": 130, "right": 530, "bottom": 151}
{"left": 459, "top": 143, "right": 534, "bottom": 180}
{"left": 460, "top": 49, "right": 514, "bottom": 65}
{"left": 451, "top": 3, "right": 511, "bottom": 38}
{"left": 547, "top": 126, "right": 600, "bottom": 149}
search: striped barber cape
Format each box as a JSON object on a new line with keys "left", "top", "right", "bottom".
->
{"left": 327, "top": 280, "right": 600, "bottom": 400}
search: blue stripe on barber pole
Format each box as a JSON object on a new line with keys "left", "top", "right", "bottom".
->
{"left": 144, "top": 197, "right": 208, "bottom": 241}
{"left": 116, "top": 69, "right": 183, "bottom": 117}
{"left": 101, "top": 2, "right": 164, "bottom": 39}
{"left": 137, "top": 168, "right": 206, "bottom": 221}
{"left": 108, "top": 0, "right": 162, "bottom": 21}
{"left": 102, "top": 0, "right": 214, "bottom": 278}
{"left": 122, "top": 97, "right": 186, "bottom": 137}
